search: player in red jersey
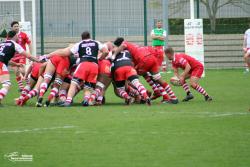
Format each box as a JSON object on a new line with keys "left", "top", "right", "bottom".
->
{"left": 10, "top": 21, "right": 32, "bottom": 91}
{"left": 165, "top": 47, "right": 212, "bottom": 102}
{"left": 0, "top": 31, "right": 39, "bottom": 104}
{"left": 113, "top": 37, "right": 178, "bottom": 104}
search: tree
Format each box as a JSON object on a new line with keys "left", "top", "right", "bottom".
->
{"left": 200, "top": 0, "right": 250, "bottom": 33}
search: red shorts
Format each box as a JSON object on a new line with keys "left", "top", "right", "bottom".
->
{"left": 11, "top": 54, "right": 26, "bottom": 64}
{"left": 114, "top": 66, "right": 137, "bottom": 81}
{"left": 190, "top": 66, "right": 204, "bottom": 78}
{"left": 98, "top": 59, "right": 111, "bottom": 77}
{"left": 50, "top": 55, "right": 70, "bottom": 77}
{"left": 0, "top": 62, "right": 9, "bottom": 75}
{"left": 74, "top": 62, "right": 98, "bottom": 83}
{"left": 31, "top": 62, "right": 42, "bottom": 80}
{"left": 136, "top": 56, "right": 159, "bottom": 75}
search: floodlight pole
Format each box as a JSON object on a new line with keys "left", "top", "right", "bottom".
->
{"left": 20, "top": 0, "right": 25, "bottom": 22}
{"left": 32, "top": 0, "right": 36, "bottom": 55}
{"left": 190, "top": 0, "right": 195, "bottom": 19}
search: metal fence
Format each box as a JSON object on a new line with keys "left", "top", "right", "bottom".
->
{"left": 0, "top": 0, "right": 250, "bottom": 41}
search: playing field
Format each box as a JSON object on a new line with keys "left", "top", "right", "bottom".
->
{"left": 0, "top": 69, "right": 249, "bottom": 167}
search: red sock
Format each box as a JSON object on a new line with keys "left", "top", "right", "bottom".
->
{"left": 162, "top": 82, "right": 177, "bottom": 100}
{"left": 192, "top": 84, "right": 208, "bottom": 96}
{"left": 16, "top": 76, "right": 24, "bottom": 90}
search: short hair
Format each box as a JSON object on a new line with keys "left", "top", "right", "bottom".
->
{"left": 11, "top": 21, "right": 19, "bottom": 27}
{"left": 7, "top": 30, "right": 17, "bottom": 38}
{"left": 156, "top": 19, "right": 162, "bottom": 23}
{"left": 81, "top": 31, "right": 90, "bottom": 40}
{"left": 113, "top": 37, "right": 124, "bottom": 47}
{"left": 164, "top": 47, "right": 174, "bottom": 55}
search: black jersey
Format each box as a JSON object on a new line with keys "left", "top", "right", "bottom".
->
{"left": 111, "top": 50, "right": 133, "bottom": 71}
{"left": 70, "top": 39, "right": 104, "bottom": 64}
{"left": 0, "top": 40, "right": 24, "bottom": 65}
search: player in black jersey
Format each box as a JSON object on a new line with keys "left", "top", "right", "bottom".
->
{"left": 111, "top": 49, "right": 151, "bottom": 105}
{"left": 46, "top": 31, "right": 109, "bottom": 107}
{"left": 0, "top": 31, "right": 39, "bottom": 105}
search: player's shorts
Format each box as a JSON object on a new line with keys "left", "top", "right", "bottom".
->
{"left": 136, "top": 55, "right": 159, "bottom": 75}
{"left": 50, "top": 55, "right": 70, "bottom": 78}
{"left": 0, "top": 62, "right": 9, "bottom": 75}
{"left": 11, "top": 54, "right": 26, "bottom": 64}
{"left": 190, "top": 66, "right": 204, "bottom": 78}
{"left": 74, "top": 62, "right": 98, "bottom": 83}
{"left": 30, "top": 62, "right": 42, "bottom": 81}
{"left": 114, "top": 66, "right": 137, "bottom": 81}
{"left": 98, "top": 59, "right": 111, "bottom": 77}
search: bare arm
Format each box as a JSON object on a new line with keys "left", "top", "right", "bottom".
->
{"left": 8, "top": 61, "right": 23, "bottom": 67}
{"left": 180, "top": 63, "right": 191, "bottom": 79}
{"left": 47, "top": 48, "right": 71, "bottom": 58}
{"left": 98, "top": 48, "right": 109, "bottom": 60}
{"left": 24, "top": 63, "right": 33, "bottom": 78}
{"left": 21, "top": 51, "right": 40, "bottom": 62}
{"left": 28, "top": 43, "right": 32, "bottom": 54}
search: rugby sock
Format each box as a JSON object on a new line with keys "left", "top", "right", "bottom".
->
{"left": 145, "top": 76, "right": 159, "bottom": 93}
{"left": 157, "top": 85, "right": 170, "bottom": 100}
{"left": 192, "top": 84, "right": 208, "bottom": 96}
{"left": 27, "top": 89, "right": 38, "bottom": 99}
{"left": 65, "top": 97, "right": 72, "bottom": 104}
{"left": 48, "top": 87, "right": 59, "bottom": 101}
{"left": 162, "top": 82, "right": 177, "bottom": 100}
{"left": 0, "top": 88, "right": 8, "bottom": 100}
{"left": 90, "top": 88, "right": 102, "bottom": 101}
{"left": 39, "top": 82, "right": 48, "bottom": 97}
{"left": 59, "top": 90, "right": 67, "bottom": 101}
{"left": 117, "top": 87, "right": 130, "bottom": 99}
{"left": 126, "top": 85, "right": 140, "bottom": 97}
{"left": 25, "top": 77, "right": 30, "bottom": 85}
{"left": 182, "top": 82, "right": 191, "bottom": 95}
{"left": 16, "top": 76, "right": 24, "bottom": 91}
{"left": 131, "top": 80, "right": 148, "bottom": 99}
{"left": 20, "top": 85, "right": 31, "bottom": 99}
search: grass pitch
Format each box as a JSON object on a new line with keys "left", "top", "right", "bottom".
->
{"left": 0, "top": 69, "right": 249, "bottom": 167}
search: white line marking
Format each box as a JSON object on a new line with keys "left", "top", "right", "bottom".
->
{"left": 209, "top": 113, "right": 250, "bottom": 117}
{"left": 0, "top": 125, "right": 76, "bottom": 134}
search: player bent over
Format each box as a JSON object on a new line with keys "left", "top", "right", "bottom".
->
{"left": 111, "top": 49, "right": 151, "bottom": 105}
{"left": 49, "top": 31, "right": 109, "bottom": 107}
{"left": 0, "top": 31, "right": 39, "bottom": 105}
{"left": 113, "top": 37, "right": 178, "bottom": 104}
{"left": 165, "top": 47, "right": 212, "bottom": 102}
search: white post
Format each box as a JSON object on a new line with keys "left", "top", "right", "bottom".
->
{"left": 190, "top": 0, "right": 195, "bottom": 19}
{"left": 20, "top": 0, "right": 25, "bottom": 22}
{"left": 32, "top": 0, "right": 36, "bottom": 56}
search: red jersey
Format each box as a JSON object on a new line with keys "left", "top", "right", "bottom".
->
{"left": 172, "top": 53, "right": 203, "bottom": 70}
{"left": 17, "top": 31, "right": 31, "bottom": 50}
{"left": 122, "top": 41, "right": 141, "bottom": 62}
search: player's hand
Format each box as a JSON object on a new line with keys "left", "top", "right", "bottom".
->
{"left": 179, "top": 76, "right": 185, "bottom": 85}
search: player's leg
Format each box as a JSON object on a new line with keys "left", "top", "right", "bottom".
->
{"left": 0, "top": 74, "right": 11, "bottom": 105}
{"left": 181, "top": 74, "right": 194, "bottom": 102}
{"left": 115, "top": 80, "right": 133, "bottom": 105}
{"left": 19, "top": 76, "right": 44, "bottom": 106}
{"left": 243, "top": 51, "right": 250, "bottom": 73}
{"left": 89, "top": 73, "right": 111, "bottom": 105}
{"left": 37, "top": 61, "right": 56, "bottom": 103}
{"left": 189, "top": 68, "right": 212, "bottom": 101}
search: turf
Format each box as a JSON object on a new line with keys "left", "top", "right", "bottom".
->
{"left": 0, "top": 69, "right": 249, "bottom": 167}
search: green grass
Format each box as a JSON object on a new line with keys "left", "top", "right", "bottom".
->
{"left": 0, "top": 69, "right": 249, "bottom": 167}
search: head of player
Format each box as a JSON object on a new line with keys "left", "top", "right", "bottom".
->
{"left": 113, "top": 37, "right": 124, "bottom": 47}
{"left": 7, "top": 30, "right": 18, "bottom": 41}
{"left": 11, "top": 21, "right": 20, "bottom": 33}
{"left": 164, "top": 47, "right": 174, "bottom": 60}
